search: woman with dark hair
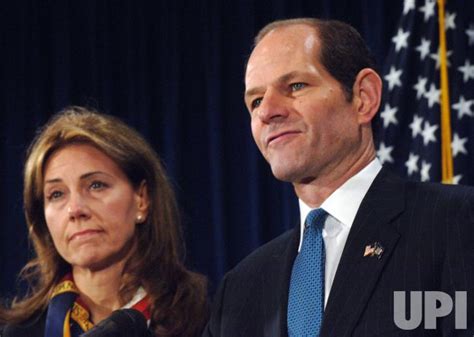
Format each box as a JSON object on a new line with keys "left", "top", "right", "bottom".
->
{"left": 0, "top": 106, "right": 208, "bottom": 337}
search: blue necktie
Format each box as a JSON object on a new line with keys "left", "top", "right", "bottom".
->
{"left": 288, "top": 208, "right": 327, "bottom": 337}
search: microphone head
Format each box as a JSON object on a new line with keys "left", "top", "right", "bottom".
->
{"left": 80, "top": 308, "right": 149, "bottom": 337}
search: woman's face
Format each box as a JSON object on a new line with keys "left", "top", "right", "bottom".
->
{"left": 43, "top": 144, "right": 148, "bottom": 272}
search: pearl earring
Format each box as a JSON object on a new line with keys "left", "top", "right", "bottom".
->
{"left": 136, "top": 214, "right": 143, "bottom": 223}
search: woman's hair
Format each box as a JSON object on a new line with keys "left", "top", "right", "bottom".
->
{"left": 0, "top": 106, "right": 208, "bottom": 336}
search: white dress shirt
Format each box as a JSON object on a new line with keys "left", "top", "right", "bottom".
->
{"left": 298, "top": 158, "right": 382, "bottom": 307}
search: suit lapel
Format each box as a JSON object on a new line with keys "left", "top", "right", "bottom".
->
{"left": 320, "top": 168, "right": 405, "bottom": 337}
{"left": 261, "top": 222, "right": 300, "bottom": 337}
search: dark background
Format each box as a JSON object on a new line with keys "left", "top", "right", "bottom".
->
{"left": 0, "top": 1, "right": 401, "bottom": 298}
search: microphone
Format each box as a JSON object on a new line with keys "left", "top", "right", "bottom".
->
{"left": 80, "top": 308, "right": 149, "bottom": 337}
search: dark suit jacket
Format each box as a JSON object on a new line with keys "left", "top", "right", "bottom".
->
{"left": 203, "top": 168, "right": 474, "bottom": 337}
{"left": 0, "top": 311, "right": 155, "bottom": 337}
{"left": 0, "top": 310, "right": 155, "bottom": 337}
{"left": 0, "top": 311, "right": 45, "bottom": 337}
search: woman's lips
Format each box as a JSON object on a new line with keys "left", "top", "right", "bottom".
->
{"left": 69, "top": 229, "right": 103, "bottom": 242}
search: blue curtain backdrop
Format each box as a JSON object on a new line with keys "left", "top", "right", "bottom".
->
{"left": 0, "top": 0, "right": 401, "bottom": 298}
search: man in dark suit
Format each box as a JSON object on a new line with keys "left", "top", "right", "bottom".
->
{"left": 203, "top": 18, "right": 474, "bottom": 337}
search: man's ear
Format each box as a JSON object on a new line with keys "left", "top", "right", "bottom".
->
{"left": 352, "top": 68, "right": 382, "bottom": 125}
{"left": 135, "top": 180, "right": 150, "bottom": 223}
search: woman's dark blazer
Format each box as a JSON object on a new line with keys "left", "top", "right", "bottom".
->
{"left": 1, "top": 311, "right": 46, "bottom": 337}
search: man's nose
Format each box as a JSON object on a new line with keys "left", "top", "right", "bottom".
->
{"left": 67, "top": 192, "right": 91, "bottom": 220}
{"left": 257, "top": 88, "right": 290, "bottom": 123}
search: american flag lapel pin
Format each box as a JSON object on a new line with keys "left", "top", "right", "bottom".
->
{"left": 364, "top": 242, "right": 384, "bottom": 259}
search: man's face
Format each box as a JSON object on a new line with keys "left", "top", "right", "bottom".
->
{"left": 245, "top": 24, "right": 362, "bottom": 184}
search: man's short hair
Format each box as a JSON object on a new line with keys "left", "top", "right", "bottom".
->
{"left": 254, "top": 18, "right": 378, "bottom": 102}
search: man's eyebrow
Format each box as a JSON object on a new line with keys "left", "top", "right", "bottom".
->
{"left": 245, "top": 71, "right": 305, "bottom": 98}
{"left": 278, "top": 71, "right": 301, "bottom": 84}
{"left": 244, "top": 86, "right": 265, "bottom": 99}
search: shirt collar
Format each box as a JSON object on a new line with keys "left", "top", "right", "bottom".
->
{"left": 298, "top": 159, "right": 382, "bottom": 245}
{"left": 122, "top": 286, "right": 147, "bottom": 309}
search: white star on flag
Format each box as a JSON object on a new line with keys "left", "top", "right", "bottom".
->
{"left": 415, "top": 38, "right": 431, "bottom": 60}
{"left": 421, "top": 121, "right": 438, "bottom": 145}
{"left": 403, "top": 0, "right": 415, "bottom": 14}
{"left": 452, "top": 96, "right": 474, "bottom": 119}
{"left": 444, "top": 12, "right": 456, "bottom": 30}
{"left": 453, "top": 175, "right": 463, "bottom": 184}
{"left": 405, "top": 152, "right": 420, "bottom": 175}
{"left": 424, "top": 83, "right": 440, "bottom": 108}
{"left": 384, "top": 66, "right": 403, "bottom": 91}
{"left": 457, "top": 59, "right": 474, "bottom": 82}
{"left": 451, "top": 133, "right": 468, "bottom": 157}
{"left": 392, "top": 29, "right": 411, "bottom": 52}
{"left": 409, "top": 115, "right": 424, "bottom": 138}
{"left": 430, "top": 48, "right": 452, "bottom": 68}
{"left": 377, "top": 142, "right": 394, "bottom": 164}
{"left": 466, "top": 25, "right": 474, "bottom": 45}
{"left": 413, "top": 76, "right": 428, "bottom": 99}
{"left": 419, "top": 0, "right": 436, "bottom": 22}
{"left": 380, "top": 103, "right": 398, "bottom": 128}
{"left": 420, "top": 160, "right": 432, "bottom": 182}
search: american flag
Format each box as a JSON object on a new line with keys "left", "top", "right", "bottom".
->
{"left": 378, "top": 0, "right": 474, "bottom": 185}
